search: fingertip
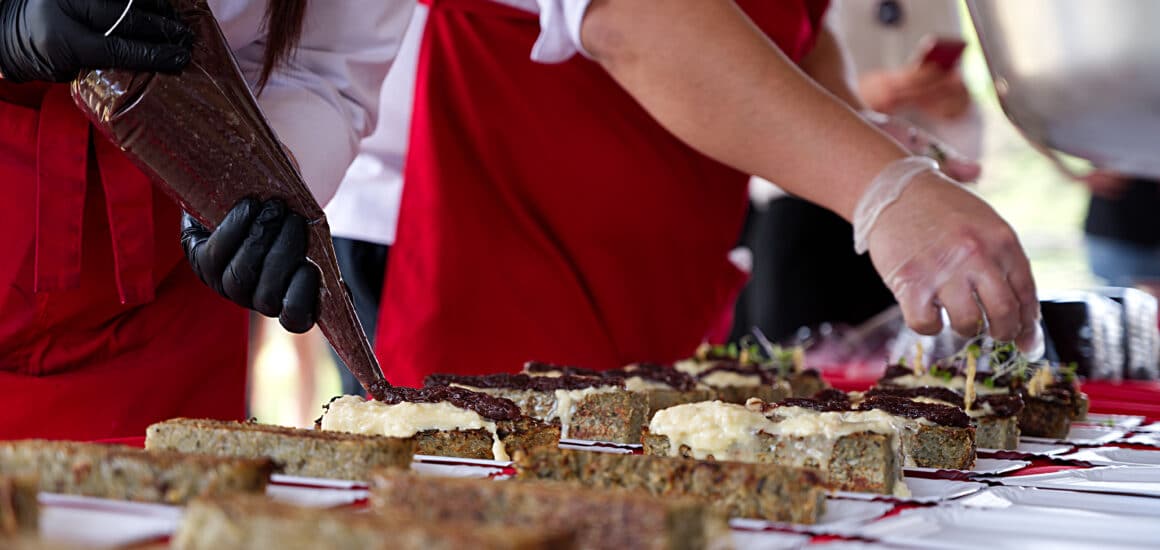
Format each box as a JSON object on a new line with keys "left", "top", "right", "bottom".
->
{"left": 1017, "top": 323, "right": 1046, "bottom": 360}
{"left": 280, "top": 264, "right": 321, "bottom": 333}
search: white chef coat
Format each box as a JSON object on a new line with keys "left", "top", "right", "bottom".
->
{"left": 209, "top": 0, "right": 415, "bottom": 206}
{"left": 325, "top": 0, "right": 594, "bottom": 245}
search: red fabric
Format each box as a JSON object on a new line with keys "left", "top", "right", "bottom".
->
{"left": 0, "top": 82, "right": 248, "bottom": 441}
{"left": 378, "top": 0, "right": 828, "bottom": 386}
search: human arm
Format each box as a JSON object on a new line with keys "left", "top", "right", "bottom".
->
{"left": 577, "top": 0, "right": 1039, "bottom": 349}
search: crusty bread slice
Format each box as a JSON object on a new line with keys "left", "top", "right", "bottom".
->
{"left": 146, "top": 418, "right": 415, "bottom": 480}
{"left": 371, "top": 470, "right": 731, "bottom": 550}
{"left": 0, "top": 441, "right": 272, "bottom": 504}
{"left": 172, "top": 493, "right": 573, "bottom": 550}
{"left": 513, "top": 447, "right": 825, "bottom": 523}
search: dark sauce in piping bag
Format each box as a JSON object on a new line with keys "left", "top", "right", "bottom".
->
{"left": 70, "top": 0, "right": 388, "bottom": 395}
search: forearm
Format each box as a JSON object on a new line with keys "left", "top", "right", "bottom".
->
{"left": 580, "top": 0, "right": 908, "bottom": 221}
{"left": 799, "top": 25, "right": 865, "bottom": 111}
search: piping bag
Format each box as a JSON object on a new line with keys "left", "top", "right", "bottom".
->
{"left": 69, "top": 0, "right": 389, "bottom": 396}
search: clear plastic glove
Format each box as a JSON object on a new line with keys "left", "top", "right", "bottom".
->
{"left": 863, "top": 111, "right": 981, "bottom": 183}
{"left": 853, "top": 157, "right": 1044, "bottom": 356}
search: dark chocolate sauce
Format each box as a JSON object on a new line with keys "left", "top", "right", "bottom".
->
{"left": 367, "top": 382, "right": 522, "bottom": 421}
{"left": 857, "top": 395, "right": 970, "bottom": 428}
{"left": 865, "top": 386, "right": 965, "bottom": 408}
{"left": 425, "top": 373, "right": 623, "bottom": 391}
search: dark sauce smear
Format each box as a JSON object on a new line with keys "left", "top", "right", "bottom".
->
{"left": 425, "top": 373, "right": 624, "bottom": 391}
{"left": 857, "top": 395, "right": 970, "bottom": 428}
{"left": 522, "top": 361, "right": 700, "bottom": 391}
{"left": 974, "top": 394, "right": 1025, "bottom": 417}
{"left": 777, "top": 394, "right": 852, "bottom": 412}
{"left": 866, "top": 386, "right": 965, "bottom": 408}
{"left": 622, "top": 363, "right": 701, "bottom": 392}
{"left": 367, "top": 382, "right": 522, "bottom": 421}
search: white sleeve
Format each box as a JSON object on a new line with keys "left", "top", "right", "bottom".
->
{"left": 528, "top": 0, "right": 594, "bottom": 63}
{"left": 227, "top": 1, "right": 415, "bottom": 205}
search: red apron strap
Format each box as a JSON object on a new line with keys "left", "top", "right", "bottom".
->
{"left": 34, "top": 86, "right": 89, "bottom": 293}
{"left": 94, "top": 136, "right": 156, "bottom": 305}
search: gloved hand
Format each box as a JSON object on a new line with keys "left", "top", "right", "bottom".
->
{"left": 854, "top": 157, "right": 1044, "bottom": 357}
{"left": 182, "top": 198, "right": 321, "bottom": 334}
{"left": 0, "top": 0, "right": 192, "bottom": 83}
{"left": 862, "top": 111, "right": 981, "bottom": 183}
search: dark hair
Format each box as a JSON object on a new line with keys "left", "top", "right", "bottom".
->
{"left": 256, "top": 1, "right": 308, "bottom": 91}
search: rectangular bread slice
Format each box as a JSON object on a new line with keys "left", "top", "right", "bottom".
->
{"left": 975, "top": 416, "right": 1021, "bottom": 449}
{"left": 513, "top": 447, "right": 825, "bottom": 523}
{"left": 0, "top": 475, "right": 38, "bottom": 537}
{"left": 521, "top": 361, "right": 716, "bottom": 419}
{"left": 407, "top": 417, "right": 561, "bottom": 461}
{"left": 863, "top": 386, "right": 1023, "bottom": 451}
{"left": 643, "top": 429, "right": 898, "bottom": 495}
{"left": 425, "top": 374, "right": 647, "bottom": 444}
{"left": 1018, "top": 396, "right": 1073, "bottom": 439}
{"left": 173, "top": 493, "right": 571, "bottom": 550}
{"left": 145, "top": 418, "right": 415, "bottom": 480}
{"left": 643, "top": 401, "right": 904, "bottom": 495}
{"left": 317, "top": 393, "right": 560, "bottom": 461}
{"left": 845, "top": 395, "right": 976, "bottom": 470}
{"left": 639, "top": 388, "right": 717, "bottom": 418}
{"left": 371, "top": 471, "right": 731, "bottom": 550}
{"left": 674, "top": 358, "right": 792, "bottom": 405}
{"left": 0, "top": 441, "right": 273, "bottom": 504}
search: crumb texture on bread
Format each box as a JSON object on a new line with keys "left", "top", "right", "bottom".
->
{"left": 146, "top": 418, "right": 415, "bottom": 480}
{"left": 0, "top": 441, "right": 272, "bottom": 504}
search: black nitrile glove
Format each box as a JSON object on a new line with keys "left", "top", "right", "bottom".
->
{"left": 182, "top": 198, "right": 321, "bottom": 333}
{"left": 0, "top": 0, "right": 193, "bottom": 83}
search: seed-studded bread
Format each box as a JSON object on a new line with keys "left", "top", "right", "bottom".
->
{"left": 643, "top": 401, "right": 903, "bottom": 495}
{"left": 0, "top": 441, "right": 273, "bottom": 504}
{"left": 371, "top": 471, "right": 731, "bottom": 550}
{"left": 317, "top": 390, "right": 560, "bottom": 461}
{"left": 425, "top": 374, "right": 647, "bottom": 444}
{"left": 173, "top": 493, "right": 572, "bottom": 550}
{"left": 146, "top": 418, "right": 416, "bottom": 480}
{"left": 523, "top": 362, "right": 716, "bottom": 420}
{"left": 513, "top": 447, "right": 825, "bottom": 523}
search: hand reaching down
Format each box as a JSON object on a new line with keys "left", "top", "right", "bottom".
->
{"left": 854, "top": 157, "right": 1043, "bottom": 356}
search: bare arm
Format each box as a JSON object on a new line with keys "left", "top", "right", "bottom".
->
{"left": 797, "top": 24, "right": 865, "bottom": 110}
{"left": 580, "top": 0, "right": 905, "bottom": 221}
{"left": 580, "top": 0, "right": 1041, "bottom": 352}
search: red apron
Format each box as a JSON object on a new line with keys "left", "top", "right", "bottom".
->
{"left": 0, "top": 82, "right": 247, "bottom": 441}
{"left": 379, "top": 0, "right": 828, "bottom": 386}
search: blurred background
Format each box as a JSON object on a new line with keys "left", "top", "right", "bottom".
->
{"left": 248, "top": 1, "right": 1098, "bottom": 428}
